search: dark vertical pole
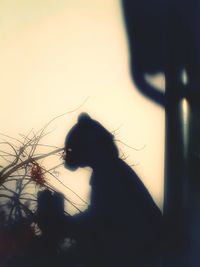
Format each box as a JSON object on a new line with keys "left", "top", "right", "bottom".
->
{"left": 164, "top": 78, "right": 189, "bottom": 260}
{"left": 121, "top": 0, "right": 200, "bottom": 263}
{"left": 163, "top": 2, "right": 190, "bottom": 263}
{"left": 188, "top": 101, "right": 200, "bottom": 266}
{"left": 164, "top": 1, "right": 200, "bottom": 265}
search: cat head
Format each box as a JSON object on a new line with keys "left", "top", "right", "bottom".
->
{"left": 64, "top": 113, "right": 118, "bottom": 170}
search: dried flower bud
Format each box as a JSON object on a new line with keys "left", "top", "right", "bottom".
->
{"left": 30, "top": 162, "right": 45, "bottom": 186}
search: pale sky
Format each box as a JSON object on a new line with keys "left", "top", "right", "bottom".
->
{"left": 0, "top": 0, "right": 165, "bottom": 213}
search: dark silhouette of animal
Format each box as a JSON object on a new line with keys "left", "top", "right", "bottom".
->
{"left": 64, "top": 113, "right": 163, "bottom": 266}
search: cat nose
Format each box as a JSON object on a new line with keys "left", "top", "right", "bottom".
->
{"left": 63, "top": 148, "right": 72, "bottom": 160}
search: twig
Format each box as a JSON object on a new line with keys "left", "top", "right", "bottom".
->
{"left": 0, "top": 147, "right": 63, "bottom": 185}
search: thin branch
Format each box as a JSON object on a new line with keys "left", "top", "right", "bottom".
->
{"left": 16, "top": 200, "right": 36, "bottom": 220}
{"left": 0, "top": 141, "right": 23, "bottom": 176}
{"left": 21, "top": 179, "right": 32, "bottom": 192}
{"left": 115, "top": 139, "right": 146, "bottom": 151}
{"left": 20, "top": 128, "right": 34, "bottom": 146}
{"left": 111, "top": 123, "right": 123, "bottom": 135}
{"left": 3, "top": 178, "right": 31, "bottom": 183}
{"left": 0, "top": 193, "right": 13, "bottom": 199}
{"left": 34, "top": 144, "right": 61, "bottom": 149}
{"left": 28, "top": 98, "right": 88, "bottom": 158}
{"left": 0, "top": 133, "right": 22, "bottom": 144}
{"left": 19, "top": 197, "right": 37, "bottom": 202}
{"left": 43, "top": 163, "right": 63, "bottom": 174}
{"left": 0, "top": 155, "right": 13, "bottom": 163}
{"left": 0, "top": 184, "right": 16, "bottom": 195}
{"left": 0, "top": 149, "right": 15, "bottom": 156}
{"left": 0, "top": 141, "right": 18, "bottom": 156}
{"left": 0, "top": 147, "right": 63, "bottom": 185}
{"left": 36, "top": 97, "right": 89, "bottom": 137}
{"left": 42, "top": 166, "right": 88, "bottom": 205}
{"left": 20, "top": 192, "right": 36, "bottom": 197}
{"left": 44, "top": 182, "right": 82, "bottom": 213}
{"left": 129, "top": 162, "right": 140, "bottom": 167}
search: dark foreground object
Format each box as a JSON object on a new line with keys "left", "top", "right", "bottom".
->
{"left": 64, "top": 113, "right": 163, "bottom": 267}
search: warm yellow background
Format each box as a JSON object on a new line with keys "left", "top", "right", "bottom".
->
{"left": 0, "top": 0, "right": 164, "bottom": 212}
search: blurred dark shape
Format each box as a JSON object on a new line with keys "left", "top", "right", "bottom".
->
{"left": 0, "top": 208, "right": 10, "bottom": 267}
{"left": 0, "top": 212, "right": 35, "bottom": 267}
{"left": 122, "top": 0, "right": 200, "bottom": 106}
{"left": 37, "top": 189, "right": 65, "bottom": 237}
{"left": 16, "top": 189, "right": 78, "bottom": 267}
{"left": 64, "top": 113, "right": 163, "bottom": 266}
{"left": 34, "top": 189, "right": 68, "bottom": 267}
{"left": 122, "top": 1, "right": 200, "bottom": 266}
{"left": 122, "top": 0, "right": 167, "bottom": 106}
{"left": 0, "top": 184, "right": 80, "bottom": 266}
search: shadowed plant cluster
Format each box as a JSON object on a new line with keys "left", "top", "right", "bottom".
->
{"left": 0, "top": 118, "right": 84, "bottom": 267}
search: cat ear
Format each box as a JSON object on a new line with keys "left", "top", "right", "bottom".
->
{"left": 78, "top": 113, "right": 91, "bottom": 124}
